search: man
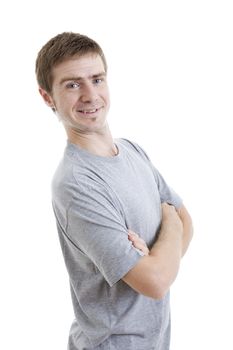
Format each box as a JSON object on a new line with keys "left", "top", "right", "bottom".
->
{"left": 36, "top": 32, "right": 193, "bottom": 350}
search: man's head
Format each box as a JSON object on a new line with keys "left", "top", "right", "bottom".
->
{"left": 36, "top": 32, "right": 107, "bottom": 94}
{"left": 36, "top": 32, "right": 110, "bottom": 135}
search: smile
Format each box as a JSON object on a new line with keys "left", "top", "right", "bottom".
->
{"left": 78, "top": 108, "right": 100, "bottom": 114}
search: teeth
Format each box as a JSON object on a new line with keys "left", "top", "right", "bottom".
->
{"left": 79, "top": 109, "right": 97, "bottom": 113}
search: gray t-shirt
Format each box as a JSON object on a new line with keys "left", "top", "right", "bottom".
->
{"left": 52, "top": 138, "right": 182, "bottom": 350}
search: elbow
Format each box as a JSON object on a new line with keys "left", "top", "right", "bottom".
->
{"left": 123, "top": 255, "right": 180, "bottom": 300}
{"left": 150, "top": 289, "right": 168, "bottom": 300}
{"left": 149, "top": 279, "right": 170, "bottom": 300}
{"left": 143, "top": 273, "right": 171, "bottom": 300}
{"left": 124, "top": 272, "right": 170, "bottom": 300}
{"left": 149, "top": 266, "right": 180, "bottom": 300}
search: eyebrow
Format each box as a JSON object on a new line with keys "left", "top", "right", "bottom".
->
{"left": 59, "top": 72, "right": 106, "bottom": 85}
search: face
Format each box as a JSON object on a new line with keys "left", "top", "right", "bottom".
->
{"left": 40, "top": 54, "right": 110, "bottom": 134}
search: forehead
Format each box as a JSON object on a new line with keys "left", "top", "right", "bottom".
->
{"left": 52, "top": 54, "right": 105, "bottom": 84}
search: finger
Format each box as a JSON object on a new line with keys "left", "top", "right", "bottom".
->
{"left": 128, "top": 234, "right": 139, "bottom": 241}
{"left": 129, "top": 237, "right": 149, "bottom": 255}
{"left": 128, "top": 230, "right": 139, "bottom": 238}
{"left": 128, "top": 235, "right": 145, "bottom": 245}
{"left": 128, "top": 229, "right": 139, "bottom": 237}
{"left": 128, "top": 235, "right": 144, "bottom": 244}
{"left": 162, "top": 202, "right": 175, "bottom": 209}
{"left": 133, "top": 242, "right": 149, "bottom": 255}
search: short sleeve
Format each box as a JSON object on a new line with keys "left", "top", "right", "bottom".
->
{"left": 66, "top": 178, "right": 143, "bottom": 287}
{"left": 151, "top": 167, "right": 183, "bottom": 209}
{"left": 120, "top": 139, "right": 183, "bottom": 209}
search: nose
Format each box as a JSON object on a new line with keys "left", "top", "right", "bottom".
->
{"left": 80, "top": 83, "right": 97, "bottom": 103}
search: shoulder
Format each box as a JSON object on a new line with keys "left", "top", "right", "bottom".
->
{"left": 117, "top": 138, "right": 150, "bottom": 161}
{"left": 52, "top": 157, "right": 118, "bottom": 211}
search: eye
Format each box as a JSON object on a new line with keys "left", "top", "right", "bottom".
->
{"left": 93, "top": 78, "right": 102, "bottom": 85}
{"left": 66, "top": 82, "right": 80, "bottom": 89}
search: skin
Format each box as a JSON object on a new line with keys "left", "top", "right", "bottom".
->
{"left": 129, "top": 205, "right": 193, "bottom": 258}
{"left": 39, "top": 53, "right": 193, "bottom": 300}
{"left": 128, "top": 230, "right": 150, "bottom": 255}
{"left": 39, "top": 53, "right": 118, "bottom": 157}
{"left": 125, "top": 203, "right": 193, "bottom": 299}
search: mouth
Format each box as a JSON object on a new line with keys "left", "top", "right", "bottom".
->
{"left": 77, "top": 107, "right": 101, "bottom": 115}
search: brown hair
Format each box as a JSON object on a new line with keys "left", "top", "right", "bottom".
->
{"left": 35, "top": 32, "right": 107, "bottom": 93}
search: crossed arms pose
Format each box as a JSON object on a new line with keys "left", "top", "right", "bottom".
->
{"left": 36, "top": 31, "right": 193, "bottom": 349}
{"left": 127, "top": 203, "right": 193, "bottom": 299}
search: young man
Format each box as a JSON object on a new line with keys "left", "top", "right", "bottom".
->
{"left": 36, "top": 32, "right": 193, "bottom": 350}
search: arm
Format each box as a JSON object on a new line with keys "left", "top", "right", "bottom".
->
{"left": 123, "top": 203, "right": 184, "bottom": 300}
{"left": 177, "top": 204, "right": 193, "bottom": 257}
{"left": 128, "top": 230, "right": 150, "bottom": 256}
{"left": 129, "top": 204, "right": 193, "bottom": 258}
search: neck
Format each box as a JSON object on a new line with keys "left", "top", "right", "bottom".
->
{"left": 66, "top": 124, "right": 118, "bottom": 157}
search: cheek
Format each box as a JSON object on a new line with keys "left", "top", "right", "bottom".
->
{"left": 55, "top": 94, "right": 76, "bottom": 111}
{"left": 103, "top": 89, "right": 110, "bottom": 104}
{"left": 106, "top": 95, "right": 111, "bottom": 109}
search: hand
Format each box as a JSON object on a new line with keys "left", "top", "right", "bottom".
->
{"left": 161, "top": 202, "right": 183, "bottom": 234}
{"left": 128, "top": 230, "right": 149, "bottom": 256}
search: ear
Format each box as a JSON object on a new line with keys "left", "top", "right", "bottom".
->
{"left": 39, "top": 87, "right": 55, "bottom": 109}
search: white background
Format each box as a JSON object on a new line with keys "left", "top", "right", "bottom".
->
{"left": 1, "top": 0, "right": 232, "bottom": 349}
